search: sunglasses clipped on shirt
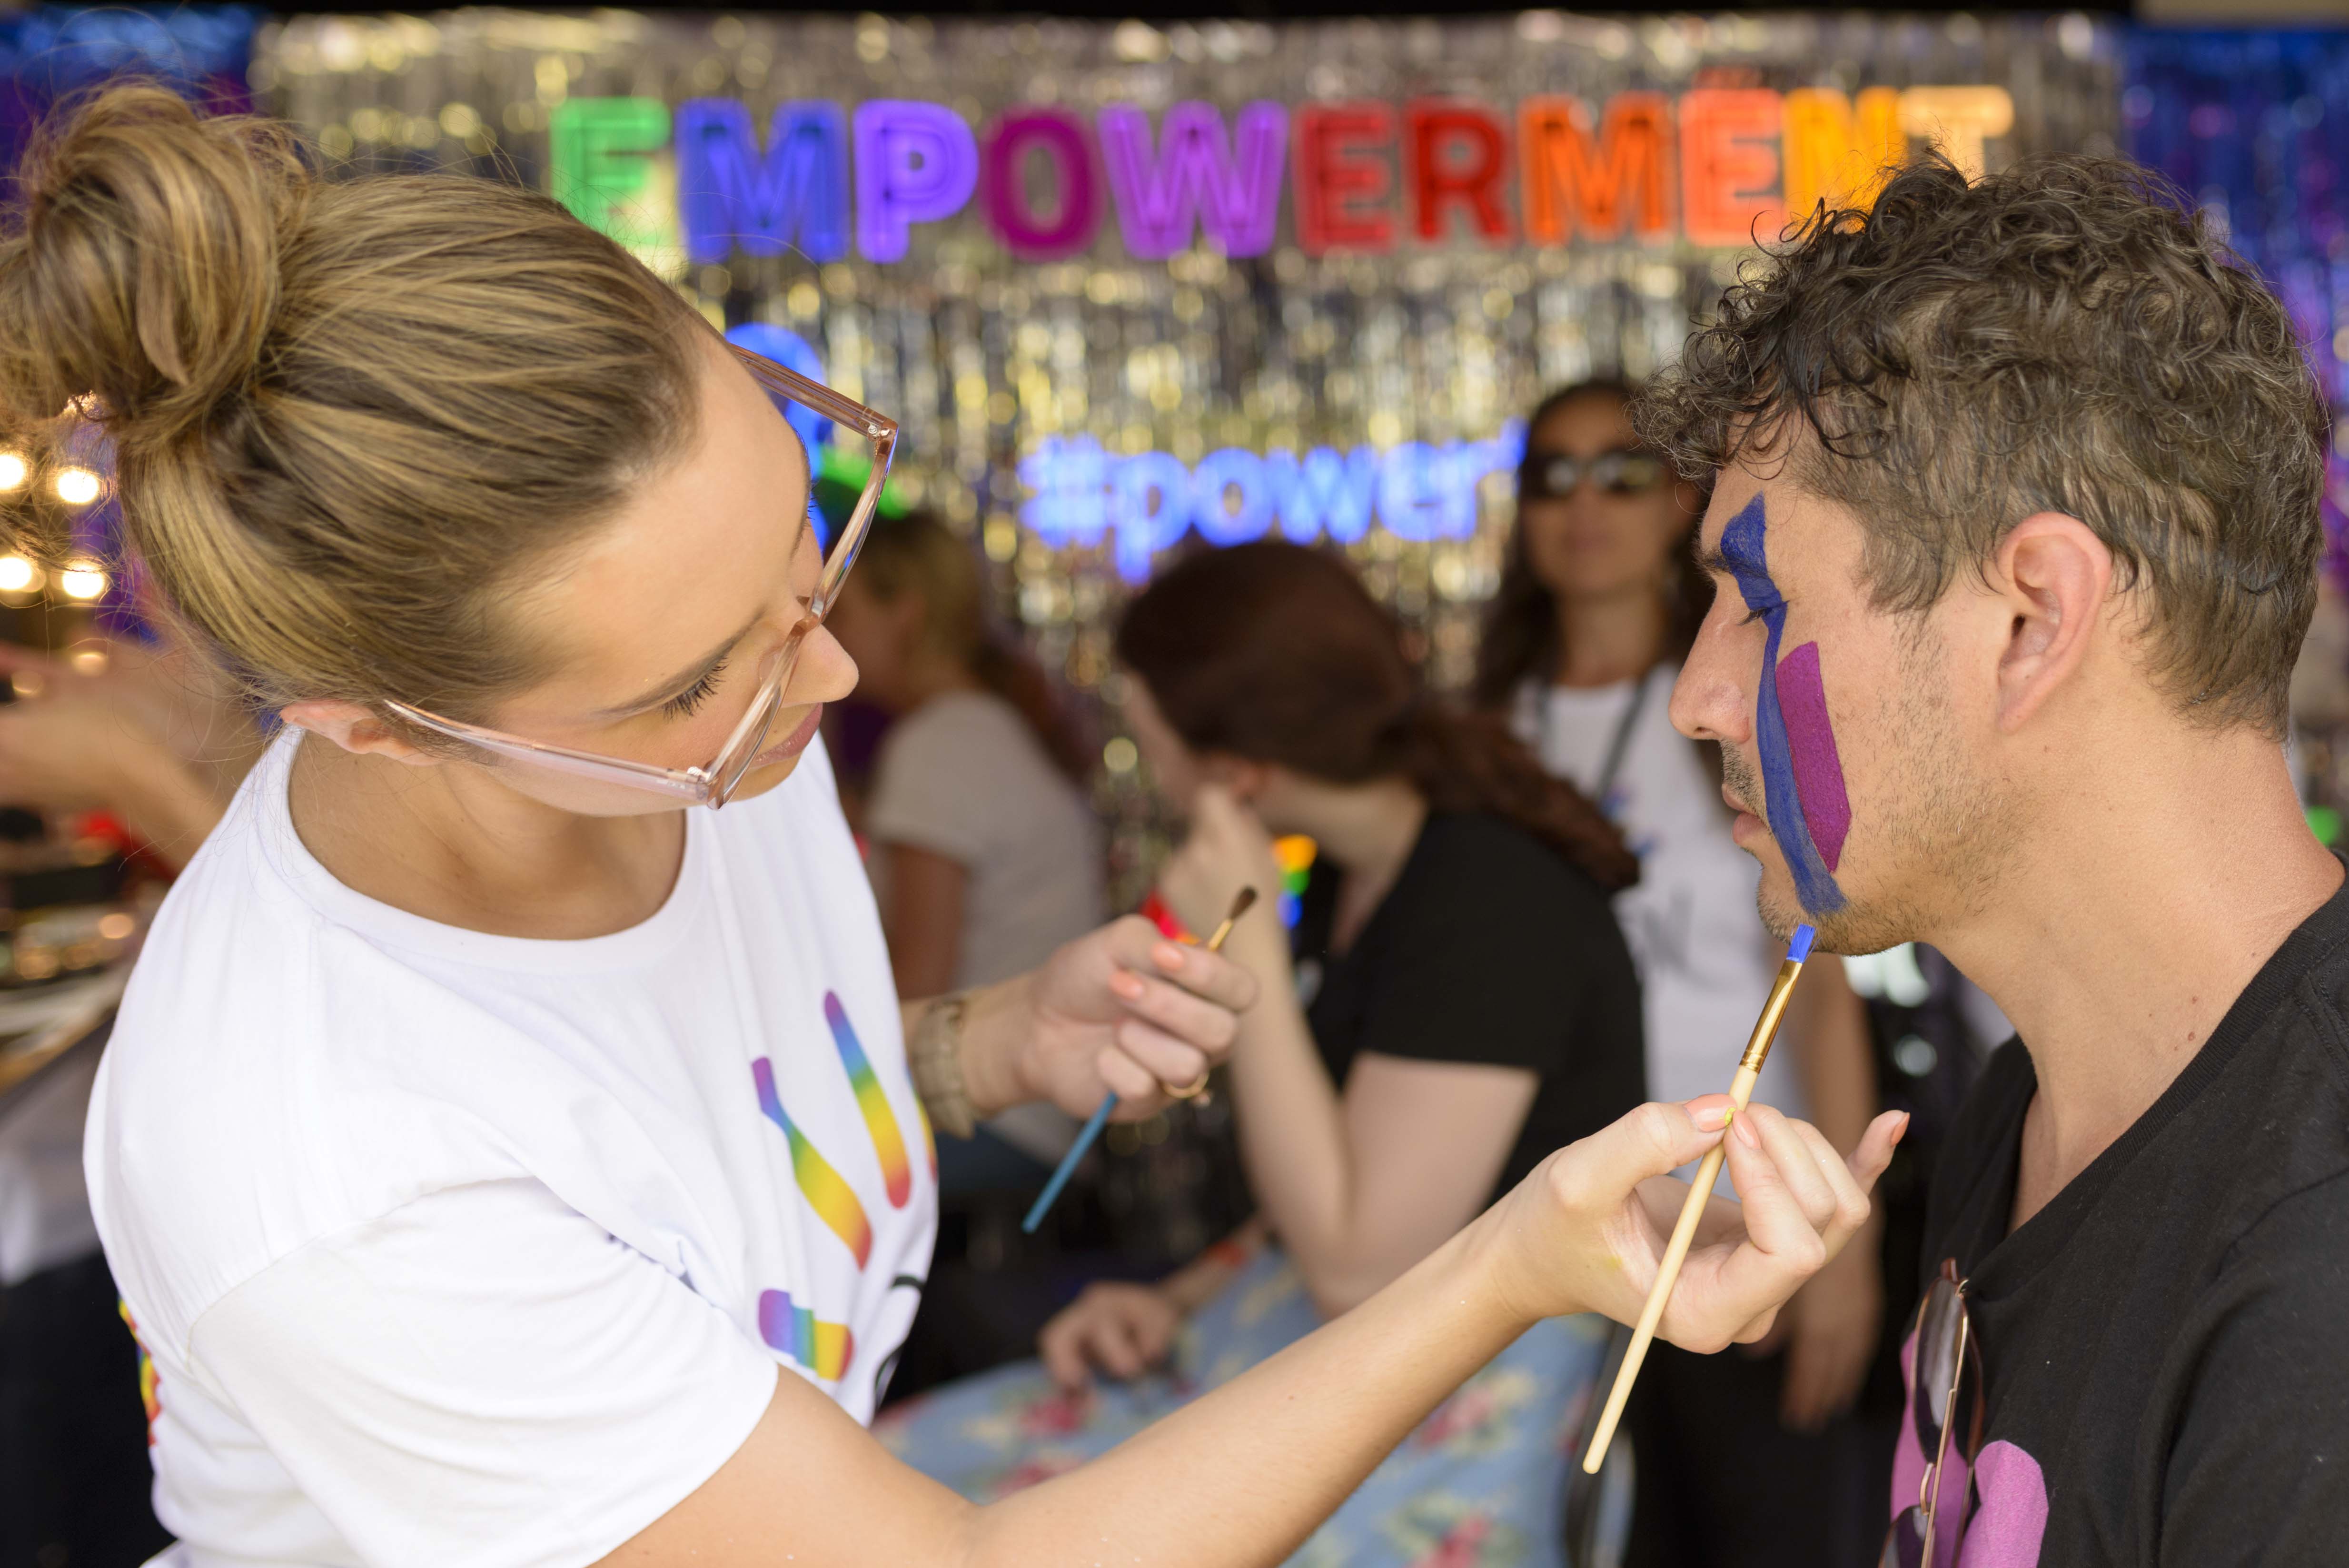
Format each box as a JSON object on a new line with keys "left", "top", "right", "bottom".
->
{"left": 1882, "top": 1260, "right": 1984, "bottom": 1568}
{"left": 1516, "top": 447, "right": 1671, "bottom": 502}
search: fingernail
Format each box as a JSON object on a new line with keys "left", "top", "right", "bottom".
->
{"left": 1734, "top": 1110, "right": 1761, "bottom": 1147}
{"left": 1110, "top": 973, "right": 1145, "bottom": 1001}
{"left": 1893, "top": 1111, "right": 1912, "bottom": 1145}
{"left": 1153, "top": 943, "right": 1188, "bottom": 970}
{"left": 1690, "top": 1098, "right": 1731, "bottom": 1131}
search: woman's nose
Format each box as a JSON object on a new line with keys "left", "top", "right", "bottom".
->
{"left": 792, "top": 622, "right": 861, "bottom": 707}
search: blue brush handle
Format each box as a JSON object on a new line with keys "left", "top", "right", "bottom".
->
{"left": 1022, "top": 1091, "right": 1117, "bottom": 1233}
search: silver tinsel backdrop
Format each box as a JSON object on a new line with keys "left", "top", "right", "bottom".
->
{"left": 257, "top": 9, "right": 2121, "bottom": 908}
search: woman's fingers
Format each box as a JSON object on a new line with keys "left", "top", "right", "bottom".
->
{"left": 1112, "top": 963, "right": 1240, "bottom": 1058}
{"left": 1716, "top": 1111, "right": 1829, "bottom": 1273}
{"left": 1564, "top": 1098, "right": 1732, "bottom": 1210}
{"left": 1848, "top": 1111, "right": 1907, "bottom": 1191}
{"left": 1740, "top": 1106, "right": 1841, "bottom": 1231}
{"left": 1099, "top": 915, "right": 1259, "bottom": 1012}
{"left": 1038, "top": 1317, "right": 1089, "bottom": 1390}
{"left": 1093, "top": 1317, "right": 1144, "bottom": 1379}
{"left": 1093, "top": 1044, "right": 1168, "bottom": 1105}
{"left": 1670, "top": 1107, "right": 1905, "bottom": 1350}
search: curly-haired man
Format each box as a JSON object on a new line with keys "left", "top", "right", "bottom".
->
{"left": 1646, "top": 152, "right": 2346, "bottom": 1564}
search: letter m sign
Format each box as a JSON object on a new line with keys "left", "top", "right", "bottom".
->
{"left": 677, "top": 99, "right": 850, "bottom": 266}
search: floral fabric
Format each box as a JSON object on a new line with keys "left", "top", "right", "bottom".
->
{"left": 877, "top": 1248, "right": 1614, "bottom": 1568}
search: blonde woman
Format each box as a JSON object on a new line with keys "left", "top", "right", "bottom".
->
{"left": 15, "top": 89, "right": 1898, "bottom": 1568}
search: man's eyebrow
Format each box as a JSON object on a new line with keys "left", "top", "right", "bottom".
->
{"left": 1693, "top": 540, "right": 1732, "bottom": 576}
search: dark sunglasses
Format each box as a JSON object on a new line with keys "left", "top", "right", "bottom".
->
{"left": 1882, "top": 1260, "right": 1983, "bottom": 1568}
{"left": 1517, "top": 448, "right": 1670, "bottom": 501}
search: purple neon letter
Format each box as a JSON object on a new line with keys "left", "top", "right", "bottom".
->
{"left": 981, "top": 108, "right": 1100, "bottom": 262}
{"left": 854, "top": 100, "right": 979, "bottom": 263}
{"left": 1098, "top": 101, "right": 1288, "bottom": 259}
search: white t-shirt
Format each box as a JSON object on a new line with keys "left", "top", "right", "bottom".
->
{"left": 86, "top": 731, "right": 936, "bottom": 1568}
{"left": 1517, "top": 673, "right": 1812, "bottom": 1133}
{"left": 864, "top": 689, "right": 1105, "bottom": 992}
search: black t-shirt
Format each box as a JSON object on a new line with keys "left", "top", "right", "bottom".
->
{"left": 1290, "top": 810, "right": 1647, "bottom": 1201}
{"left": 1918, "top": 877, "right": 2349, "bottom": 1565}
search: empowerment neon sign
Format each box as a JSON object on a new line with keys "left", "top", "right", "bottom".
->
{"left": 553, "top": 86, "right": 2017, "bottom": 262}
{"left": 1020, "top": 425, "right": 1526, "bottom": 581}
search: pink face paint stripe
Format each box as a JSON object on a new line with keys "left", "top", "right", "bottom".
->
{"left": 1774, "top": 640, "right": 1852, "bottom": 873}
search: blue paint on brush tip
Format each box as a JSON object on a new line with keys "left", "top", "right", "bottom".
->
{"left": 1787, "top": 925, "right": 1816, "bottom": 963}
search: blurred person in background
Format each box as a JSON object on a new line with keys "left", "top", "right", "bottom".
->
{"left": 1475, "top": 380, "right": 1892, "bottom": 1567}
{"left": 884, "top": 542, "right": 1648, "bottom": 1567}
{"left": 824, "top": 508, "right": 1105, "bottom": 1181}
{"left": 0, "top": 631, "right": 258, "bottom": 865}
{"left": 0, "top": 627, "right": 258, "bottom": 1568}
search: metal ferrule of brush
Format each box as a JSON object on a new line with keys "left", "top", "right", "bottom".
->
{"left": 1738, "top": 955, "right": 1808, "bottom": 1072}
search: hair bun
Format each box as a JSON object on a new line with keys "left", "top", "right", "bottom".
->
{"left": 0, "top": 84, "right": 306, "bottom": 451}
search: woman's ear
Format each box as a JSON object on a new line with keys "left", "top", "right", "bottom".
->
{"left": 1203, "top": 754, "right": 1272, "bottom": 805}
{"left": 278, "top": 701, "right": 440, "bottom": 766}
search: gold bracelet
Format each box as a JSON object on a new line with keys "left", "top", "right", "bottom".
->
{"left": 907, "top": 992, "right": 977, "bottom": 1140}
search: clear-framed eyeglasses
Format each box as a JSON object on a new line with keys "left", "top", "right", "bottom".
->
{"left": 384, "top": 345, "right": 898, "bottom": 810}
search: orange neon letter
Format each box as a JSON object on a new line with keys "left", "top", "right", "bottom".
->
{"left": 1898, "top": 86, "right": 2015, "bottom": 182}
{"left": 1680, "top": 88, "right": 1785, "bottom": 248}
{"left": 1520, "top": 92, "right": 1672, "bottom": 244}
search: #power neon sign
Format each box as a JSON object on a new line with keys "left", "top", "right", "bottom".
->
{"left": 1020, "top": 425, "right": 1526, "bottom": 581}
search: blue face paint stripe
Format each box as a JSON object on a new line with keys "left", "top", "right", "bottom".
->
{"left": 1722, "top": 494, "right": 1846, "bottom": 916}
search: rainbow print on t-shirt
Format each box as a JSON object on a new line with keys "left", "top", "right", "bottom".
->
{"left": 119, "top": 1299, "right": 159, "bottom": 1444}
{"left": 753, "top": 1056, "right": 873, "bottom": 1267}
{"left": 759, "top": 1288, "right": 856, "bottom": 1381}
{"left": 824, "top": 991, "right": 913, "bottom": 1207}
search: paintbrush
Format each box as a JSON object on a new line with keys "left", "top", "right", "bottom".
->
{"left": 1021, "top": 885, "right": 1259, "bottom": 1234}
{"left": 1580, "top": 922, "right": 1817, "bottom": 1474}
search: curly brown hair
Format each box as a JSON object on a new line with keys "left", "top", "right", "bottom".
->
{"left": 1636, "top": 151, "right": 2328, "bottom": 738}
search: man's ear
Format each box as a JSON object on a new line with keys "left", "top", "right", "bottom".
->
{"left": 278, "top": 701, "right": 441, "bottom": 766}
{"left": 1992, "top": 512, "right": 2114, "bottom": 734}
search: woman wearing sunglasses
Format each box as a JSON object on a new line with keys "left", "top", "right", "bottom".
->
{"left": 19, "top": 91, "right": 1898, "bottom": 1568}
{"left": 1474, "top": 383, "right": 1892, "bottom": 1565}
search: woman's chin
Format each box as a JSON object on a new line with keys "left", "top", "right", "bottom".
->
{"left": 724, "top": 754, "right": 802, "bottom": 803}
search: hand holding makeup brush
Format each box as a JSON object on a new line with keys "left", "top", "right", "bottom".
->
{"left": 991, "top": 909, "right": 1262, "bottom": 1122}
{"left": 1471, "top": 1097, "right": 1905, "bottom": 1350}
{"left": 1157, "top": 784, "right": 1287, "bottom": 949}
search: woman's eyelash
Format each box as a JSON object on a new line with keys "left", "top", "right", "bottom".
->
{"left": 1736, "top": 606, "right": 1767, "bottom": 627}
{"left": 662, "top": 656, "right": 728, "bottom": 719}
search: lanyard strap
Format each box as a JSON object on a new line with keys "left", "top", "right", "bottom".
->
{"left": 1541, "top": 665, "right": 1656, "bottom": 818}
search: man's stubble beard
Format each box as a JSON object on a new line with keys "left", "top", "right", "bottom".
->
{"left": 1731, "top": 625, "right": 2011, "bottom": 955}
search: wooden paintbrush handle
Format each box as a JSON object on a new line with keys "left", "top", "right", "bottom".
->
{"left": 1580, "top": 1061, "right": 1764, "bottom": 1473}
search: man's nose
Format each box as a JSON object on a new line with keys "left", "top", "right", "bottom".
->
{"left": 1670, "top": 618, "right": 1753, "bottom": 744}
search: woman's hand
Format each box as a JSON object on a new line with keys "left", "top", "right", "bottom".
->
{"left": 955, "top": 916, "right": 1262, "bottom": 1121}
{"left": 1038, "top": 1282, "right": 1186, "bottom": 1390}
{"left": 1478, "top": 1098, "right": 1905, "bottom": 1350}
{"left": 1158, "top": 784, "right": 1285, "bottom": 942}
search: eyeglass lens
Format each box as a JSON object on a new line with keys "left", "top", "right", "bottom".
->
{"left": 1880, "top": 1268, "right": 1978, "bottom": 1568}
